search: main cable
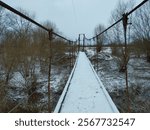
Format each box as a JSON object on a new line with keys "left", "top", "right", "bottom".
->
{"left": 0, "top": 0, "right": 74, "bottom": 42}
{"left": 86, "top": 0, "right": 149, "bottom": 41}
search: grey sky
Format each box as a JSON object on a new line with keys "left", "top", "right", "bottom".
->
{"left": 3, "top": 0, "right": 143, "bottom": 40}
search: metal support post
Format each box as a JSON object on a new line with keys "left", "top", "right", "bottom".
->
{"left": 96, "top": 35, "right": 99, "bottom": 72}
{"left": 78, "top": 34, "right": 80, "bottom": 53}
{"left": 83, "top": 34, "right": 85, "bottom": 52}
{"left": 69, "top": 41, "right": 72, "bottom": 73}
{"left": 48, "top": 29, "right": 53, "bottom": 113}
{"left": 122, "top": 13, "right": 130, "bottom": 113}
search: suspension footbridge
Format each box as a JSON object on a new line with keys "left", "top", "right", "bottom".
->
{"left": 54, "top": 52, "right": 119, "bottom": 113}
{"left": 0, "top": 0, "right": 148, "bottom": 113}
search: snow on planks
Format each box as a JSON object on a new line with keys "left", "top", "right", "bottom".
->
{"left": 54, "top": 52, "right": 119, "bottom": 113}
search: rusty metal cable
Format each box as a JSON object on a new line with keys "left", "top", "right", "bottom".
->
{"left": 0, "top": 0, "right": 73, "bottom": 42}
{"left": 85, "top": 0, "right": 149, "bottom": 41}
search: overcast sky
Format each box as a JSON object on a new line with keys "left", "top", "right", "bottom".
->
{"left": 2, "top": 0, "right": 143, "bottom": 40}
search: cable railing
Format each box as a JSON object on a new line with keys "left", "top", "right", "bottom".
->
{"left": 85, "top": 0, "right": 148, "bottom": 41}
{"left": 0, "top": 1, "right": 74, "bottom": 42}
{"left": 0, "top": 0, "right": 77, "bottom": 113}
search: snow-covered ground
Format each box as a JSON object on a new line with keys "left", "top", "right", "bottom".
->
{"left": 86, "top": 47, "right": 150, "bottom": 112}
{"left": 1, "top": 46, "right": 149, "bottom": 112}
{"left": 0, "top": 53, "right": 71, "bottom": 112}
{"left": 86, "top": 47, "right": 150, "bottom": 91}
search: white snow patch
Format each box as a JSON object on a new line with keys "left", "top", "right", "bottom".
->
{"left": 10, "top": 72, "right": 25, "bottom": 87}
{"left": 102, "top": 47, "right": 112, "bottom": 54}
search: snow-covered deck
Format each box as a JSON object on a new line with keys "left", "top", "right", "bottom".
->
{"left": 54, "top": 52, "right": 119, "bottom": 113}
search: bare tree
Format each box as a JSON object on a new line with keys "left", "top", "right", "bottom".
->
{"left": 0, "top": 7, "right": 6, "bottom": 42}
{"left": 6, "top": 8, "right": 34, "bottom": 39}
{"left": 132, "top": 1, "right": 150, "bottom": 61}
{"left": 0, "top": 4, "right": 70, "bottom": 112}
{"left": 94, "top": 24, "right": 105, "bottom": 52}
{"left": 0, "top": 30, "right": 19, "bottom": 85}
{"left": 108, "top": 0, "right": 135, "bottom": 72}
{"left": 108, "top": 0, "right": 135, "bottom": 45}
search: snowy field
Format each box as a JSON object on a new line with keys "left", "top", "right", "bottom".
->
{"left": 0, "top": 54, "right": 72, "bottom": 112}
{"left": 86, "top": 47, "right": 150, "bottom": 112}
{"left": 86, "top": 47, "right": 150, "bottom": 90}
{"left": 0, "top": 47, "right": 149, "bottom": 112}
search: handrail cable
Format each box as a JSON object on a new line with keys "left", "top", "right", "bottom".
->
{"left": 8, "top": 85, "right": 39, "bottom": 113}
{"left": 0, "top": 0, "right": 74, "bottom": 42}
{"left": 85, "top": 0, "right": 149, "bottom": 41}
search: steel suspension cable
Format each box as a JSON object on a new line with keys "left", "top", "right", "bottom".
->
{"left": 85, "top": 0, "right": 149, "bottom": 41}
{"left": 0, "top": 0, "right": 74, "bottom": 42}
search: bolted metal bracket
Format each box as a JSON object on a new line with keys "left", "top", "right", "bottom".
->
{"left": 48, "top": 29, "right": 53, "bottom": 41}
{"left": 122, "top": 13, "right": 128, "bottom": 33}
